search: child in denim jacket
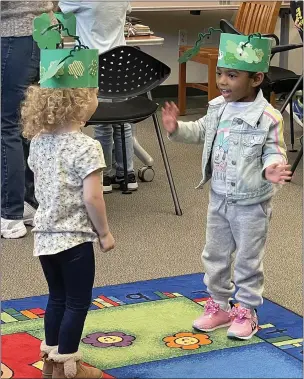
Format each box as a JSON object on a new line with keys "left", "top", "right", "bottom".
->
{"left": 162, "top": 33, "right": 292, "bottom": 340}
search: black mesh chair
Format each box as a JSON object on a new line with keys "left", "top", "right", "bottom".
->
{"left": 87, "top": 45, "right": 182, "bottom": 216}
{"left": 219, "top": 19, "right": 303, "bottom": 152}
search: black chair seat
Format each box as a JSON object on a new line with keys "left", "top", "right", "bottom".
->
{"left": 88, "top": 96, "right": 159, "bottom": 125}
{"left": 268, "top": 66, "right": 301, "bottom": 94}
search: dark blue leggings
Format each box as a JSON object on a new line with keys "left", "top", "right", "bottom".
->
{"left": 39, "top": 242, "right": 95, "bottom": 354}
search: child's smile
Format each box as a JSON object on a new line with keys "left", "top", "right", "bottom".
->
{"left": 216, "top": 67, "right": 264, "bottom": 103}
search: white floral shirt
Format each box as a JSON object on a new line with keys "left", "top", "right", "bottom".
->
{"left": 28, "top": 131, "right": 105, "bottom": 256}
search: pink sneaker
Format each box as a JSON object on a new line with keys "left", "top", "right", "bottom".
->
{"left": 193, "top": 298, "right": 232, "bottom": 332}
{"left": 227, "top": 306, "right": 258, "bottom": 340}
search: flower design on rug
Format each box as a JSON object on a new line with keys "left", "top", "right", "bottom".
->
{"left": 82, "top": 332, "right": 135, "bottom": 348}
{"left": 163, "top": 332, "right": 212, "bottom": 350}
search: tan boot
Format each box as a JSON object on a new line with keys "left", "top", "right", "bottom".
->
{"left": 40, "top": 341, "right": 57, "bottom": 378}
{"left": 49, "top": 349, "right": 102, "bottom": 378}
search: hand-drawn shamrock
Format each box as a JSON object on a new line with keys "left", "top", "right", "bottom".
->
{"left": 33, "top": 13, "right": 62, "bottom": 49}
{"left": 226, "top": 40, "right": 263, "bottom": 64}
{"left": 68, "top": 61, "right": 85, "bottom": 79}
{"left": 39, "top": 60, "right": 66, "bottom": 84}
{"left": 255, "top": 49, "right": 264, "bottom": 62}
{"left": 49, "top": 61, "right": 65, "bottom": 78}
{"left": 224, "top": 52, "right": 238, "bottom": 66}
{"left": 89, "top": 60, "right": 98, "bottom": 76}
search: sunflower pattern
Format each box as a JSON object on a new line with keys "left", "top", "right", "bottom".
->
{"left": 163, "top": 332, "right": 212, "bottom": 350}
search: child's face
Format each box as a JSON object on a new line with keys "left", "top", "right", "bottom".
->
{"left": 85, "top": 88, "right": 99, "bottom": 120}
{"left": 216, "top": 67, "right": 264, "bottom": 102}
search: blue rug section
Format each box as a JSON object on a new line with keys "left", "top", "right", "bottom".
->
{"left": 2, "top": 272, "right": 303, "bottom": 367}
{"left": 107, "top": 344, "right": 303, "bottom": 378}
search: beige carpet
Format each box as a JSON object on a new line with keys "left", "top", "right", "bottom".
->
{"left": 2, "top": 98, "right": 302, "bottom": 315}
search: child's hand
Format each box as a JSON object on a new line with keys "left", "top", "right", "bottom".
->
{"left": 265, "top": 163, "right": 292, "bottom": 184}
{"left": 99, "top": 232, "right": 115, "bottom": 252}
{"left": 161, "top": 101, "right": 179, "bottom": 134}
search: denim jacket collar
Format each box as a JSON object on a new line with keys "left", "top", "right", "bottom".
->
{"left": 208, "top": 90, "right": 268, "bottom": 128}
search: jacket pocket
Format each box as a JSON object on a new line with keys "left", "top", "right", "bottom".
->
{"left": 241, "top": 133, "right": 266, "bottom": 159}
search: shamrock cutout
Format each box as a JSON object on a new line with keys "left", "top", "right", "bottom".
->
{"left": 33, "top": 13, "right": 61, "bottom": 49}
{"left": 68, "top": 61, "right": 85, "bottom": 79}
{"left": 89, "top": 60, "right": 98, "bottom": 76}
{"left": 55, "top": 12, "right": 76, "bottom": 36}
{"left": 39, "top": 60, "right": 66, "bottom": 84}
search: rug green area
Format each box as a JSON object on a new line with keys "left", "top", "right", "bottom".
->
{"left": 2, "top": 297, "right": 262, "bottom": 370}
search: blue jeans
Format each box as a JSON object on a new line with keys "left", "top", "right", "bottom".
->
{"left": 39, "top": 242, "right": 95, "bottom": 354}
{"left": 94, "top": 123, "right": 135, "bottom": 178}
{"left": 1, "top": 36, "right": 39, "bottom": 219}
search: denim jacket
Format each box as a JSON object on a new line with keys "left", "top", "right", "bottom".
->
{"left": 169, "top": 90, "right": 287, "bottom": 205}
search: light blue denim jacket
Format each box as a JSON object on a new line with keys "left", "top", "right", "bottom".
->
{"left": 169, "top": 90, "right": 287, "bottom": 205}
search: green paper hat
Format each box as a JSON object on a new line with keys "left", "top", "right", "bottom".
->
{"left": 33, "top": 13, "right": 99, "bottom": 88}
{"left": 54, "top": 12, "right": 76, "bottom": 37}
{"left": 217, "top": 33, "right": 272, "bottom": 73}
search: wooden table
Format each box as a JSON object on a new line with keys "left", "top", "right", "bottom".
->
{"left": 126, "top": 35, "right": 164, "bottom": 46}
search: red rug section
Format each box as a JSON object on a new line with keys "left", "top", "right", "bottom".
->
{"left": 1, "top": 332, "right": 115, "bottom": 378}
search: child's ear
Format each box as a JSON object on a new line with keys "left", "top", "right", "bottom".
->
{"left": 252, "top": 72, "right": 264, "bottom": 88}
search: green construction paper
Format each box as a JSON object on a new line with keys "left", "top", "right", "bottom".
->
{"left": 33, "top": 13, "right": 61, "bottom": 49}
{"left": 39, "top": 59, "right": 66, "bottom": 84}
{"left": 55, "top": 12, "right": 76, "bottom": 37}
{"left": 217, "top": 33, "right": 272, "bottom": 72}
{"left": 179, "top": 45, "right": 200, "bottom": 64}
{"left": 39, "top": 48, "right": 99, "bottom": 88}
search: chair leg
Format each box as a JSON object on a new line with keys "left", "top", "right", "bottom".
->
{"left": 289, "top": 97, "right": 297, "bottom": 152}
{"left": 120, "top": 124, "right": 131, "bottom": 194}
{"left": 291, "top": 145, "right": 303, "bottom": 175}
{"left": 178, "top": 62, "right": 187, "bottom": 116}
{"left": 148, "top": 106, "right": 182, "bottom": 216}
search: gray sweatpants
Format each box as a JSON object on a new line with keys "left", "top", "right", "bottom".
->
{"left": 202, "top": 190, "right": 272, "bottom": 310}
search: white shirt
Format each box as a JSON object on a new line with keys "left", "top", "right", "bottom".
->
{"left": 29, "top": 132, "right": 105, "bottom": 256}
{"left": 59, "top": 1, "right": 131, "bottom": 54}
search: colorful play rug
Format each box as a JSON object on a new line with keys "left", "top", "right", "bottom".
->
{"left": 1, "top": 273, "right": 303, "bottom": 378}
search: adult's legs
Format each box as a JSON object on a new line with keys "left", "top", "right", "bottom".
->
{"left": 1, "top": 36, "right": 39, "bottom": 220}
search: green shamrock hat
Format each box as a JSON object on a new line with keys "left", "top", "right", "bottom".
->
{"left": 33, "top": 13, "right": 99, "bottom": 88}
{"left": 54, "top": 12, "right": 76, "bottom": 37}
{"left": 217, "top": 33, "right": 272, "bottom": 73}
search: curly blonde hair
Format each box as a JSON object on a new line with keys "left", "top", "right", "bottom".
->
{"left": 21, "top": 86, "right": 97, "bottom": 139}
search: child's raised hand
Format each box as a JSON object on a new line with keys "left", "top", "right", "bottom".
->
{"left": 265, "top": 163, "right": 292, "bottom": 184}
{"left": 99, "top": 232, "right": 115, "bottom": 253}
{"left": 161, "top": 101, "right": 179, "bottom": 134}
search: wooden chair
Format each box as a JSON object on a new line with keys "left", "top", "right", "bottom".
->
{"left": 178, "top": 1, "right": 282, "bottom": 115}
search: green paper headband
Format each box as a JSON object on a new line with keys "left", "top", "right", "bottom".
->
{"left": 217, "top": 33, "right": 272, "bottom": 73}
{"left": 33, "top": 13, "right": 99, "bottom": 88}
{"left": 178, "top": 28, "right": 272, "bottom": 73}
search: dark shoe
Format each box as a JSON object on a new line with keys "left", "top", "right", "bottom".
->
{"left": 103, "top": 176, "right": 113, "bottom": 194}
{"left": 114, "top": 173, "right": 138, "bottom": 191}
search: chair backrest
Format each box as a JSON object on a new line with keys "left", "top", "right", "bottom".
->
{"left": 98, "top": 46, "right": 171, "bottom": 99}
{"left": 234, "top": 1, "right": 282, "bottom": 35}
